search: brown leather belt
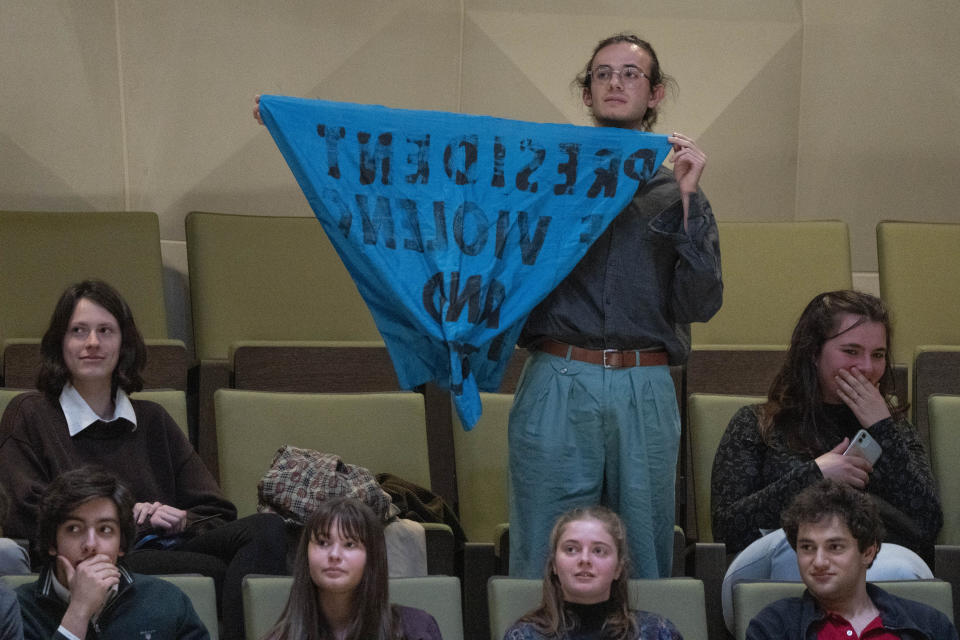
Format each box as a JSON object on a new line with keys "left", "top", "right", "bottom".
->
{"left": 537, "top": 340, "right": 668, "bottom": 368}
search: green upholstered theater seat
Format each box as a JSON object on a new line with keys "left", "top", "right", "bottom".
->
{"left": 453, "top": 392, "right": 512, "bottom": 640}
{"left": 685, "top": 393, "right": 764, "bottom": 640}
{"left": 452, "top": 392, "right": 511, "bottom": 546}
{"left": 913, "top": 346, "right": 960, "bottom": 453}
{"left": 185, "top": 211, "right": 380, "bottom": 364}
{"left": 213, "top": 389, "right": 430, "bottom": 518}
{"left": 929, "top": 394, "right": 960, "bottom": 623}
{"left": 131, "top": 389, "right": 190, "bottom": 438}
{"left": 214, "top": 388, "right": 455, "bottom": 576}
{"left": 0, "top": 211, "right": 169, "bottom": 342}
{"left": 687, "top": 394, "right": 765, "bottom": 545}
{"left": 389, "top": 576, "right": 464, "bottom": 640}
{"left": 158, "top": 574, "right": 220, "bottom": 640}
{"left": 877, "top": 222, "right": 960, "bottom": 369}
{"left": 691, "top": 221, "right": 851, "bottom": 347}
{"left": 185, "top": 211, "right": 384, "bottom": 475}
{"left": 0, "top": 211, "right": 174, "bottom": 369}
{"left": 930, "top": 395, "right": 960, "bottom": 547}
{"left": 488, "top": 577, "right": 708, "bottom": 640}
{"left": 0, "top": 210, "right": 187, "bottom": 407}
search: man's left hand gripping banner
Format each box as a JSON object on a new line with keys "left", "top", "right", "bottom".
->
{"left": 259, "top": 95, "right": 671, "bottom": 428}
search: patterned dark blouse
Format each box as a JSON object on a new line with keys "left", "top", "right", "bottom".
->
{"left": 710, "top": 403, "right": 942, "bottom": 557}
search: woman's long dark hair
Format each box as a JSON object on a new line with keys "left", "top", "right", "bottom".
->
{"left": 517, "top": 505, "right": 636, "bottom": 638}
{"left": 760, "top": 290, "right": 900, "bottom": 454}
{"left": 36, "top": 280, "right": 146, "bottom": 400}
{"left": 264, "top": 497, "right": 402, "bottom": 640}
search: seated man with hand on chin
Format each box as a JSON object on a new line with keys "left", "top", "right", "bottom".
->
{"left": 14, "top": 466, "right": 209, "bottom": 640}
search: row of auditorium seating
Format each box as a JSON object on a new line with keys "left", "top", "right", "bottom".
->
{"left": 8, "top": 384, "right": 957, "bottom": 640}
{"left": 2, "top": 212, "right": 956, "bottom": 443}
{"left": 4, "top": 572, "right": 954, "bottom": 640}
{"left": 2, "top": 211, "right": 957, "bottom": 484}
{"left": 1, "top": 212, "right": 956, "bottom": 430}
{"left": 2, "top": 211, "right": 958, "bottom": 640}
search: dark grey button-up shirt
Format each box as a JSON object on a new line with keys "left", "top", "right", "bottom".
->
{"left": 519, "top": 166, "right": 722, "bottom": 365}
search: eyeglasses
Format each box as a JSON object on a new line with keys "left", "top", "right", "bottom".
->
{"left": 589, "top": 65, "right": 649, "bottom": 87}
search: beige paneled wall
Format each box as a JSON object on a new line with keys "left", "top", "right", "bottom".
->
{"left": 796, "top": 0, "right": 960, "bottom": 271}
{"left": 1, "top": 1, "right": 125, "bottom": 211}
{"left": 2, "top": 0, "right": 958, "bottom": 346}
{"left": 117, "top": 0, "right": 463, "bottom": 240}
{"left": 460, "top": 2, "right": 805, "bottom": 222}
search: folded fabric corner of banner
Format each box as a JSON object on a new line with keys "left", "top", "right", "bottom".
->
{"left": 452, "top": 375, "right": 482, "bottom": 431}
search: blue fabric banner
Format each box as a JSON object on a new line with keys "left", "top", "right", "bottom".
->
{"left": 259, "top": 95, "right": 671, "bottom": 427}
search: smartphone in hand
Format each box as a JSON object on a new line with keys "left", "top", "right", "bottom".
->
{"left": 843, "top": 429, "right": 882, "bottom": 465}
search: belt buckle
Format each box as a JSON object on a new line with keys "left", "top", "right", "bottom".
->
{"left": 602, "top": 349, "right": 620, "bottom": 368}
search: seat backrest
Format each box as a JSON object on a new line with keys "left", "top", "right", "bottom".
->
{"left": 914, "top": 347, "right": 960, "bottom": 453}
{"left": 691, "top": 221, "right": 851, "bottom": 346}
{"left": 243, "top": 575, "right": 464, "bottom": 640}
{"left": 685, "top": 347, "right": 785, "bottom": 398}
{"left": 452, "top": 392, "right": 511, "bottom": 543}
{"left": 687, "top": 394, "right": 764, "bottom": 543}
{"left": 733, "top": 580, "right": 954, "bottom": 640}
{"left": 390, "top": 576, "right": 464, "bottom": 640}
{"left": 130, "top": 390, "right": 190, "bottom": 438}
{"left": 185, "top": 211, "right": 380, "bottom": 363}
{"left": 1, "top": 573, "right": 219, "bottom": 640}
{"left": 878, "top": 221, "right": 960, "bottom": 368}
{"left": 2, "top": 338, "right": 187, "bottom": 391}
{"left": 929, "top": 394, "right": 960, "bottom": 545}
{"left": 231, "top": 341, "right": 397, "bottom": 392}
{"left": 0, "top": 573, "right": 34, "bottom": 589}
{"left": 487, "top": 577, "right": 707, "bottom": 640}
{"left": 214, "top": 389, "right": 429, "bottom": 517}
{"left": 157, "top": 575, "right": 220, "bottom": 640}
{"left": 0, "top": 211, "right": 168, "bottom": 351}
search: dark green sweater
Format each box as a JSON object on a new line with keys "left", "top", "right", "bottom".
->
{"left": 16, "top": 564, "right": 209, "bottom": 640}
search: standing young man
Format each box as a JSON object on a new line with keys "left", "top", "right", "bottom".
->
{"left": 747, "top": 479, "right": 958, "bottom": 639}
{"left": 15, "top": 467, "right": 209, "bottom": 640}
{"left": 509, "top": 33, "right": 723, "bottom": 578}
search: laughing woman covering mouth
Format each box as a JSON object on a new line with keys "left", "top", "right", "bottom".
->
{"left": 503, "top": 505, "right": 682, "bottom": 640}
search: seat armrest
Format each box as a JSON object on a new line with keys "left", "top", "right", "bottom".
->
{"left": 463, "top": 542, "right": 497, "bottom": 640}
{"left": 423, "top": 522, "right": 454, "bottom": 576}
{"left": 196, "top": 359, "right": 231, "bottom": 479}
{"left": 935, "top": 544, "right": 960, "bottom": 625}
{"left": 684, "top": 542, "right": 727, "bottom": 640}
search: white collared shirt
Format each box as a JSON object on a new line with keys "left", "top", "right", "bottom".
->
{"left": 59, "top": 383, "right": 138, "bottom": 437}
